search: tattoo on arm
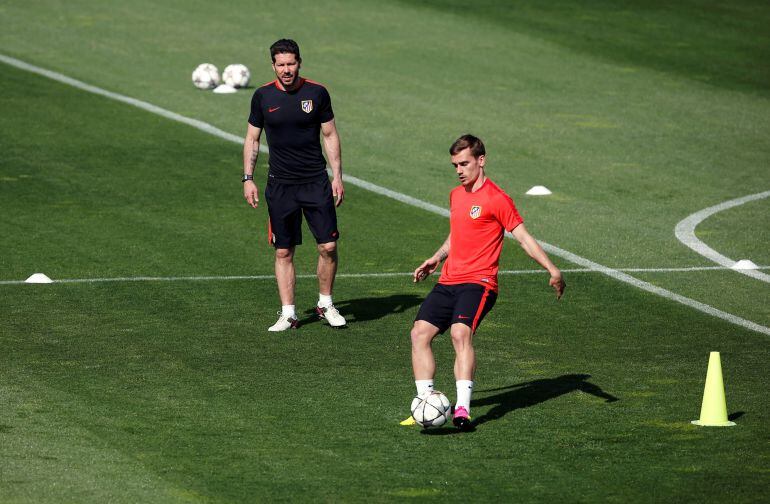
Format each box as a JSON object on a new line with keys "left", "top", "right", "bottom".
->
{"left": 435, "top": 236, "right": 450, "bottom": 261}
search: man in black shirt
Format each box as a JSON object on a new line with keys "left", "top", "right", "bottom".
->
{"left": 242, "top": 39, "right": 346, "bottom": 331}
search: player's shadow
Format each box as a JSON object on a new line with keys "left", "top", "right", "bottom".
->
{"left": 473, "top": 374, "right": 618, "bottom": 427}
{"left": 299, "top": 294, "right": 423, "bottom": 326}
{"left": 421, "top": 374, "right": 617, "bottom": 436}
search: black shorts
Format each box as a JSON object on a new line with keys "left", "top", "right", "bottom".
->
{"left": 415, "top": 283, "right": 497, "bottom": 334}
{"left": 264, "top": 177, "right": 339, "bottom": 248}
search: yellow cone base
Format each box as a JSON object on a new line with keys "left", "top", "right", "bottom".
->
{"left": 691, "top": 419, "right": 736, "bottom": 427}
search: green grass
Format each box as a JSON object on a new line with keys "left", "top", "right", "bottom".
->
{"left": 1, "top": 1, "right": 769, "bottom": 502}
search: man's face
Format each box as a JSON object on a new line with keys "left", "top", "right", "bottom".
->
{"left": 451, "top": 148, "right": 485, "bottom": 187}
{"left": 272, "top": 52, "right": 300, "bottom": 88}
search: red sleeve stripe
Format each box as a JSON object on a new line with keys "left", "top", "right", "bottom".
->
{"left": 303, "top": 78, "right": 325, "bottom": 87}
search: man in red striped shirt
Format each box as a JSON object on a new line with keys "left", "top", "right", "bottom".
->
{"left": 406, "top": 134, "right": 566, "bottom": 431}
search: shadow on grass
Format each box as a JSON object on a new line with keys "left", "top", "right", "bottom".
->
{"left": 300, "top": 294, "right": 423, "bottom": 325}
{"left": 472, "top": 374, "right": 619, "bottom": 427}
{"left": 728, "top": 411, "right": 745, "bottom": 422}
{"left": 420, "top": 374, "right": 618, "bottom": 435}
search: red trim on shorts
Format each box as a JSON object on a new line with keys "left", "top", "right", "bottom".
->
{"left": 267, "top": 217, "right": 274, "bottom": 245}
{"left": 471, "top": 288, "right": 492, "bottom": 333}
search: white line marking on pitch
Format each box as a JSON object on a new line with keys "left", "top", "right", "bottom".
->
{"left": 1, "top": 53, "right": 768, "bottom": 337}
{"left": 2, "top": 266, "right": 769, "bottom": 286}
{"left": 675, "top": 190, "right": 770, "bottom": 283}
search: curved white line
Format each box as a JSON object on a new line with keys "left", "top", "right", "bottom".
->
{"left": 675, "top": 191, "right": 770, "bottom": 283}
{"left": 1, "top": 53, "right": 768, "bottom": 337}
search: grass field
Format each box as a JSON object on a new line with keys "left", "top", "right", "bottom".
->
{"left": 1, "top": 1, "right": 769, "bottom": 502}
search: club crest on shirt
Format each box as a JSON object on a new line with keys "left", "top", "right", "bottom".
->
{"left": 301, "top": 100, "right": 313, "bottom": 113}
{"left": 469, "top": 205, "right": 482, "bottom": 219}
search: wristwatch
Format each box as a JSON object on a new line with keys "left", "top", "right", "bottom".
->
{"left": 242, "top": 174, "right": 254, "bottom": 183}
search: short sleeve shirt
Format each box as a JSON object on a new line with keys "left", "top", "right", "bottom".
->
{"left": 248, "top": 78, "right": 334, "bottom": 184}
{"left": 438, "top": 178, "right": 523, "bottom": 292}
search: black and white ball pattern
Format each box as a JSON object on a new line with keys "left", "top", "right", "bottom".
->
{"left": 222, "top": 64, "right": 251, "bottom": 88}
{"left": 192, "top": 63, "right": 220, "bottom": 90}
{"left": 410, "top": 391, "right": 452, "bottom": 428}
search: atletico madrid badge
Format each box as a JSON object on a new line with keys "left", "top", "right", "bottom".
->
{"left": 470, "top": 205, "right": 482, "bottom": 219}
{"left": 301, "top": 100, "right": 313, "bottom": 113}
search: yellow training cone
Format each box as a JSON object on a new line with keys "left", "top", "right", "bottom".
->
{"left": 691, "top": 352, "right": 736, "bottom": 427}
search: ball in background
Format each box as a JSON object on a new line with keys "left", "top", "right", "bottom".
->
{"left": 192, "top": 63, "right": 220, "bottom": 90}
{"left": 410, "top": 390, "right": 452, "bottom": 428}
{"left": 222, "top": 64, "right": 251, "bottom": 88}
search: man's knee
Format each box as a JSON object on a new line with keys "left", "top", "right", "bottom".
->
{"left": 411, "top": 323, "right": 435, "bottom": 347}
{"left": 317, "top": 241, "right": 337, "bottom": 257}
{"left": 450, "top": 324, "right": 472, "bottom": 347}
{"left": 275, "top": 247, "right": 294, "bottom": 261}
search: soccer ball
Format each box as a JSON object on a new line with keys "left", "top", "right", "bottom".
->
{"left": 192, "top": 63, "right": 220, "bottom": 90}
{"left": 410, "top": 390, "right": 452, "bottom": 428}
{"left": 222, "top": 64, "right": 251, "bottom": 88}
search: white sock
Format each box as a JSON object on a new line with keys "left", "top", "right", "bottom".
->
{"left": 415, "top": 379, "right": 434, "bottom": 397}
{"left": 281, "top": 305, "right": 296, "bottom": 318}
{"left": 455, "top": 380, "right": 474, "bottom": 412}
{"left": 318, "top": 293, "right": 333, "bottom": 308}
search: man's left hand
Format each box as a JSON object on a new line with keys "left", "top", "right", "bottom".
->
{"left": 549, "top": 273, "right": 566, "bottom": 300}
{"left": 332, "top": 178, "right": 345, "bottom": 207}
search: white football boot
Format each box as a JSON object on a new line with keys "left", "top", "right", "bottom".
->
{"left": 315, "top": 304, "right": 347, "bottom": 327}
{"left": 268, "top": 312, "right": 299, "bottom": 332}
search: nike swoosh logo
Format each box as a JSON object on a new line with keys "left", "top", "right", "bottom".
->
{"left": 268, "top": 107, "right": 280, "bottom": 112}
{"left": 458, "top": 315, "right": 469, "bottom": 319}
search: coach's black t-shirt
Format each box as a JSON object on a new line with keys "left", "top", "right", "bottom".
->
{"left": 248, "top": 78, "right": 334, "bottom": 184}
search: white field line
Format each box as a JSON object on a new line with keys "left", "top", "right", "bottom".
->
{"left": 1, "top": 53, "right": 768, "bottom": 336}
{"left": 2, "top": 265, "right": 769, "bottom": 286}
{"left": 675, "top": 190, "right": 770, "bottom": 283}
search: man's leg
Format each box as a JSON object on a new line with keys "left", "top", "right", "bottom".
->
{"left": 411, "top": 320, "right": 440, "bottom": 385}
{"left": 400, "top": 320, "right": 441, "bottom": 425}
{"left": 450, "top": 323, "right": 475, "bottom": 381}
{"left": 268, "top": 246, "right": 298, "bottom": 331}
{"left": 450, "top": 322, "right": 475, "bottom": 430}
{"left": 316, "top": 241, "right": 337, "bottom": 296}
{"left": 314, "top": 241, "right": 346, "bottom": 327}
{"left": 275, "top": 247, "right": 296, "bottom": 305}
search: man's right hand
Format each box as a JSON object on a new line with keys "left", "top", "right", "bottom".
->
{"left": 244, "top": 181, "right": 259, "bottom": 208}
{"left": 413, "top": 257, "right": 440, "bottom": 283}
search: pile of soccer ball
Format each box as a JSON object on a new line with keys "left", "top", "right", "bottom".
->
{"left": 192, "top": 63, "right": 250, "bottom": 93}
{"left": 410, "top": 390, "right": 452, "bottom": 428}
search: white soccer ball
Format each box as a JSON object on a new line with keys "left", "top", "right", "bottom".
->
{"left": 222, "top": 64, "right": 251, "bottom": 88}
{"left": 410, "top": 390, "right": 452, "bottom": 428}
{"left": 192, "top": 63, "right": 220, "bottom": 90}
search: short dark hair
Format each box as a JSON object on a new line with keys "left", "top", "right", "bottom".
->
{"left": 450, "top": 134, "right": 485, "bottom": 158}
{"left": 270, "top": 39, "right": 301, "bottom": 63}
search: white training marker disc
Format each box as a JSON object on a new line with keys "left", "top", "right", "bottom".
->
{"left": 213, "top": 84, "right": 237, "bottom": 94}
{"left": 732, "top": 259, "right": 759, "bottom": 270}
{"left": 525, "top": 185, "right": 552, "bottom": 196}
{"left": 25, "top": 273, "right": 53, "bottom": 283}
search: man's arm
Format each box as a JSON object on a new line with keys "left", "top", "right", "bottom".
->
{"left": 414, "top": 234, "right": 451, "bottom": 282}
{"left": 321, "top": 119, "right": 344, "bottom": 207}
{"left": 511, "top": 224, "right": 565, "bottom": 299}
{"left": 243, "top": 123, "right": 262, "bottom": 209}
